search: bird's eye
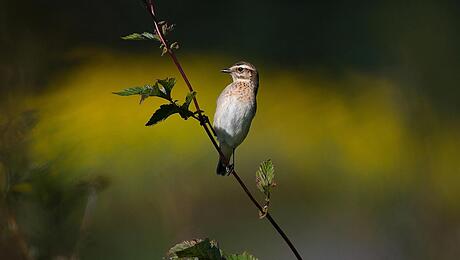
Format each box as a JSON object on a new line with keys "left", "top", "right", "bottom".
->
{"left": 237, "top": 67, "right": 244, "bottom": 72}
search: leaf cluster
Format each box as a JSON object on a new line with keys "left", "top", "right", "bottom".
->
{"left": 113, "top": 78, "right": 197, "bottom": 126}
{"left": 255, "top": 159, "right": 276, "bottom": 218}
{"left": 121, "top": 21, "right": 179, "bottom": 55}
{"left": 167, "top": 238, "right": 257, "bottom": 260}
{"left": 256, "top": 160, "right": 276, "bottom": 196}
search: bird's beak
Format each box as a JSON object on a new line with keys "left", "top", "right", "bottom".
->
{"left": 220, "top": 68, "right": 231, "bottom": 73}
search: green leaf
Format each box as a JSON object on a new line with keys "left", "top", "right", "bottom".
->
{"left": 167, "top": 239, "right": 203, "bottom": 259}
{"left": 178, "top": 109, "right": 194, "bottom": 120}
{"left": 121, "top": 32, "right": 159, "bottom": 41}
{"left": 145, "top": 104, "right": 180, "bottom": 126}
{"left": 176, "top": 91, "right": 196, "bottom": 119}
{"left": 167, "top": 238, "right": 222, "bottom": 260}
{"left": 113, "top": 78, "right": 176, "bottom": 103}
{"left": 157, "top": 78, "right": 176, "bottom": 100}
{"left": 182, "top": 91, "right": 196, "bottom": 110}
{"left": 113, "top": 85, "right": 160, "bottom": 104}
{"left": 225, "top": 252, "right": 258, "bottom": 260}
{"left": 112, "top": 86, "right": 148, "bottom": 96}
{"left": 255, "top": 159, "right": 275, "bottom": 194}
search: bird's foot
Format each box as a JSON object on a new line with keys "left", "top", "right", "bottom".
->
{"left": 225, "top": 164, "right": 234, "bottom": 175}
{"left": 198, "top": 114, "right": 210, "bottom": 126}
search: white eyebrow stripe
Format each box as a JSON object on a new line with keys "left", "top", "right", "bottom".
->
{"left": 232, "top": 65, "right": 253, "bottom": 70}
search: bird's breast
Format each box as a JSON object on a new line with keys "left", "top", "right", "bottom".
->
{"left": 213, "top": 95, "right": 256, "bottom": 147}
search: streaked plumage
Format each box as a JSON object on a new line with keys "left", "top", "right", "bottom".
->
{"left": 213, "top": 61, "right": 259, "bottom": 175}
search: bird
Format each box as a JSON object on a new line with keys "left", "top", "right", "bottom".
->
{"left": 213, "top": 61, "right": 259, "bottom": 175}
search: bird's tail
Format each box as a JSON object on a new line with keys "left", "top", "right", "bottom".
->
{"left": 216, "top": 143, "right": 232, "bottom": 176}
{"left": 216, "top": 158, "right": 227, "bottom": 176}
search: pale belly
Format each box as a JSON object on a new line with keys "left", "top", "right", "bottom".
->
{"left": 213, "top": 97, "right": 256, "bottom": 148}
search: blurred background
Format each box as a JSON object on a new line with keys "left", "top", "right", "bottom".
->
{"left": 1, "top": 0, "right": 460, "bottom": 259}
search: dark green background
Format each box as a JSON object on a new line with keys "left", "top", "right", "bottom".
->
{"left": 2, "top": 0, "right": 459, "bottom": 112}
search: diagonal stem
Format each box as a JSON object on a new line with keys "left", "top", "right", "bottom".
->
{"left": 144, "top": 1, "right": 302, "bottom": 259}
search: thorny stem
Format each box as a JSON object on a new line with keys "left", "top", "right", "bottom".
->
{"left": 143, "top": 1, "right": 303, "bottom": 259}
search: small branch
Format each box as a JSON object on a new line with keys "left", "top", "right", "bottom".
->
{"left": 143, "top": 1, "right": 302, "bottom": 259}
{"left": 259, "top": 194, "right": 270, "bottom": 219}
{"left": 231, "top": 169, "right": 301, "bottom": 259}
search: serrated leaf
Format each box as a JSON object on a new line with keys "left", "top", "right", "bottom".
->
{"left": 182, "top": 91, "right": 196, "bottom": 110}
{"left": 121, "top": 32, "right": 159, "bottom": 41}
{"left": 157, "top": 78, "right": 176, "bottom": 99}
{"left": 167, "top": 238, "right": 222, "bottom": 260}
{"left": 112, "top": 86, "right": 147, "bottom": 96}
{"left": 145, "top": 104, "right": 180, "bottom": 126}
{"left": 255, "top": 159, "right": 275, "bottom": 194}
{"left": 226, "top": 252, "right": 258, "bottom": 260}
{"left": 178, "top": 109, "right": 194, "bottom": 120}
{"left": 176, "top": 92, "right": 196, "bottom": 119}
{"left": 113, "top": 78, "right": 176, "bottom": 102}
{"left": 121, "top": 33, "right": 144, "bottom": 40}
{"left": 167, "top": 239, "right": 203, "bottom": 259}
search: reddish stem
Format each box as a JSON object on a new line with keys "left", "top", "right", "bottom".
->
{"left": 144, "top": 1, "right": 302, "bottom": 259}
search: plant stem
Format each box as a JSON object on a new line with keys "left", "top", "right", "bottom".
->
{"left": 144, "top": 1, "right": 302, "bottom": 259}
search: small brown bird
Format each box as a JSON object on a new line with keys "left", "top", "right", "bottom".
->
{"left": 213, "top": 61, "right": 259, "bottom": 175}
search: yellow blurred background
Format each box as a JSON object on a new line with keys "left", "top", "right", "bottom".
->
{"left": 1, "top": 0, "right": 460, "bottom": 259}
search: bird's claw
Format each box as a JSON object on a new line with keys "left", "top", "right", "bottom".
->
{"left": 199, "top": 114, "right": 210, "bottom": 126}
{"left": 225, "top": 164, "right": 234, "bottom": 175}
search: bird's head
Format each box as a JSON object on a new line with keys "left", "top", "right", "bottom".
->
{"left": 221, "top": 61, "right": 258, "bottom": 82}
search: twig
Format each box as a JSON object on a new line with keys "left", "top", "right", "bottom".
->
{"left": 143, "top": 1, "right": 303, "bottom": 259}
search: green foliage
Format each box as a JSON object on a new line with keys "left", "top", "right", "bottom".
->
{"left": 112, "top": 77, "right": 176, "bottom": 103}
{"left": 119, "top": 11, "right": 273, "bottom": 257}
{"left": 121, "top": 32, "right": 159, "bottom": 41}
{"left": 168, "top": 239, "right": 221, "bottom": 259}
{"left": 0, "top": 108, "right": 110, "bottom": 259}
{"left": 112, "top": 86, "right": 154, "bottom": 104}
{"left": 226, "top": 252, "right": 259, "bottom": 260}
{"left": 122, "top": 21, "right": 179, "bottom": 55}
{"left": 157, "top": 77, "right": 176, "bottom": 100}
{"left": 256, "top": 159, "right": 276, "bottom": 218}
{"left": 113, "top": 78, "right": 198, "bottom": 126}
{"left": 182, "top": 91, "right": 196, "bottom": 111}
{"left": 167, "top": 238, "right": 257, "bottom": 260}
{"left": 145, "top": 104, "right": 180, "bottom": 126}
{"left": 256, "top": 159, "right": 276, "bottom": 195}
